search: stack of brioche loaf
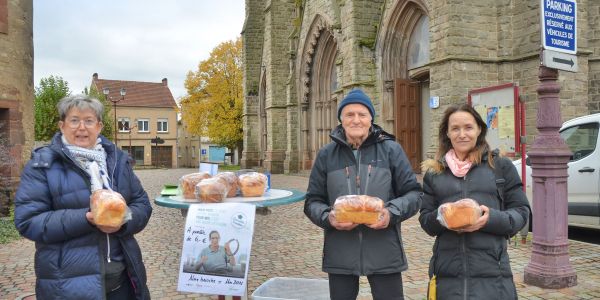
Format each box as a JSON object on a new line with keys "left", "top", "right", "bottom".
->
{"left": 178, "top": 171, "right": 268, "bottom": 202}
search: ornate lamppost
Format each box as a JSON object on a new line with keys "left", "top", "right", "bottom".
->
{"left": 127, "top": 124, "right": 137, "bottom": 159}
{"left": 102, "top": 87, "right": 126, "bottom": 146}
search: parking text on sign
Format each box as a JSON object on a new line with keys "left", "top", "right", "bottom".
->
{"left": 541, "top": 0, "right": 577, "bottom": 54}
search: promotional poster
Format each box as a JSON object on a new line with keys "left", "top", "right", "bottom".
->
{"left": 177, "top": 203, "right": 255, "bottom": 296}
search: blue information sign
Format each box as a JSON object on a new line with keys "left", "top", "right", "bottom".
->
{"left": 541, "top": 0, "right": 577, "bottom": 54}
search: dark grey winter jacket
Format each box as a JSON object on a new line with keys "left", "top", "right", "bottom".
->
{"left": 14, "top": 133, "right": 152, "bottom": 299}
{"left": 419, "top": 151, "right": 530, "bottom": 300}
{"left": 304, "top": 124, "right": 422, "bottom": 276}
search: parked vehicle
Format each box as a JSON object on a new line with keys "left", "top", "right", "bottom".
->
{"left": 513, "top": 113, "right": 600, "bottom": 230}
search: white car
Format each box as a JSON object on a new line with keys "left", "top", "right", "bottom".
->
{"left": 513, "top": 113, "right": 600, "bottom": 230}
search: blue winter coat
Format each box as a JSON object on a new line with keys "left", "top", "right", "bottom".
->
{"left": 14, "top": 133, "right": 152, "bottom": 299}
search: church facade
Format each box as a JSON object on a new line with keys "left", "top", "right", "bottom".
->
{"left": 241, "top": 0, "right": 600, "bottom": 174}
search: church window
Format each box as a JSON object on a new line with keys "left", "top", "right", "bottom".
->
{"left": 407, "top": 16, "right": 430, "bottom": 69}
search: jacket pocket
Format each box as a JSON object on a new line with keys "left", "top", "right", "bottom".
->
{"left": 468, "top": 247, "right": 504, "bottom": 278}
{"left": 434, "top": 249, "right": 463, "bottom": 277}
{"left": 323, "top": 229, "right": 360, "bottom": 271}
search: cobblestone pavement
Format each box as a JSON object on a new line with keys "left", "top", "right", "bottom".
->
{"left": 2, "top": 168, "right": 600, "bottom": 299}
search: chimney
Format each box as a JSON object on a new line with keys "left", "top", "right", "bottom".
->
{"left": 93, "top": 73, "right": 98, "bottom": 80}
{"left": 162, "top": 78, "right": 168, "bottom": 86}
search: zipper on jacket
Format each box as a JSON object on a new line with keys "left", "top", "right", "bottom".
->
{"left": 356, "top": 148, "right": 362, "bottom": 194}
{"left": 106, "top": 233, "right": 111, "bottom": 263}
{"left": 61, "top": 148, "right": 92, "bottom": 187}
{"left": 345, "top": 166, "right": 352, "bottom": 194}
{"left": 364, "top": 164, "right": 372, "bottom": 195}
{"left": 121, "top": 239, "right": 140, "bottom": 296}
{"left": 110, "top": 143, "right": 117, "bottom": 190}
{"left": 359, "top": 228, "right": 364, "bottom": 273}
{"left": 461, "top": 234, "right": 468, "bottom": 300}
{"left": 460, "top": 175, "right": 468, "bottom": 300}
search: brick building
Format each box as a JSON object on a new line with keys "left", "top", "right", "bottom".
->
{"left": 91, "top": 73, "right": 178, "bottom": 168}
{"left": 242, "top": 0, "right": 600, "bottom": 174}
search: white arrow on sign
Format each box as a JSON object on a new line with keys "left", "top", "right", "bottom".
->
{"left": 541, "top": 49, "right": 578, "bottom": 73}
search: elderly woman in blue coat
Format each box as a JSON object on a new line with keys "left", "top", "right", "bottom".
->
{"left": 419, "top": 104, "right": 529, "bottom": 299}
{"left": 14, "top": 95, "right": 152, "bottom": 299}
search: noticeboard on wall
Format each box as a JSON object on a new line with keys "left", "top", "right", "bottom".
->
{"left": 467, "top": 83, "right": 523, "bottom": 156}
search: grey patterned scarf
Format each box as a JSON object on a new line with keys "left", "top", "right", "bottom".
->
{"left": 62, "top": 136, "right": 111, "bottom": 191}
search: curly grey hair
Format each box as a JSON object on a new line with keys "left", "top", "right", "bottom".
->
{"left": 57, "top": 94, "right": 104, "bottom": 122}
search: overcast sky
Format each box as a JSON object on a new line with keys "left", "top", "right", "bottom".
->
{"left": 33, "top": 0, "right": 245, "bottom": 102}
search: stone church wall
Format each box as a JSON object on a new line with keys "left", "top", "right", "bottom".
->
{"left": 244, "top": 0, "right": 600, "bottom": 173}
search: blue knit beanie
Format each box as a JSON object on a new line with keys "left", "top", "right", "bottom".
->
{"left": 337, "top": 89, "right": 375, "bottom": 123}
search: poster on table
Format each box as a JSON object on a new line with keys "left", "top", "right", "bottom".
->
{"left": 177, "top": 202, "right": 255, "bottom": 296}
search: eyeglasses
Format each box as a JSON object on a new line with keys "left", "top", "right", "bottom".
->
{"left": 65, "top": 118, "right": 99, "bottom": 129}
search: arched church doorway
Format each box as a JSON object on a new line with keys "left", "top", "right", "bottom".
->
{"left": 380, "top": 0, "right": 430, "bottom": 172}
{"left": 298, "top": 15, "right": 338, "bottom": 170}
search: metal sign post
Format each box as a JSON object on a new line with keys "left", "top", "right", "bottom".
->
{"left": 524, "top": 0, "right": 578, "bottom": 289}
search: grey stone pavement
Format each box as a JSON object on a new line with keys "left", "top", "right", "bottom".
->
{"left": 2, "top": 168, "right": 600, "bottom": 299}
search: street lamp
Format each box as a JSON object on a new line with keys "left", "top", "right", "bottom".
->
{"left": 127, "top": 124, "right": 138, "bottom": 166}
{"left": 128, "top": 124, "right": 138, "bottom": 153}
{"left": 103, "top": 87, "right": 126, "bottom": 146}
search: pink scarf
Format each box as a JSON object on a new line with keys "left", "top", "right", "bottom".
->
{"left": 445, "top": 149, "right": 473, "bottom": 177}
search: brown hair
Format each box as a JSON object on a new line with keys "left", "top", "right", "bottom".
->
{"left": 436, "top": 104, "right": 493, "bottom": 168}
{"left": 209, "top": 230, "right": 220, "bottom": 239}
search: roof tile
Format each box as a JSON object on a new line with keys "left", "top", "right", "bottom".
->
{"left": 92, "top": 77, "right": 177, "bottom": 108}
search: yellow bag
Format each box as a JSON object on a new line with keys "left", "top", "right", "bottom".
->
{"left": 427, "top": 275, "right": 436, "bottom": 300}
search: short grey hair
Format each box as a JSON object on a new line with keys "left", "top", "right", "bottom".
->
{"left": 57, "top": 95, "right": 104, "bottom": 122}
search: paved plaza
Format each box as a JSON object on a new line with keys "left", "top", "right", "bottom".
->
{"left": 1, "top": 168, "right": 600, "bottom": 299}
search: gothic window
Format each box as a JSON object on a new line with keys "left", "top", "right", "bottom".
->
{"left": 258, "top": 72, "right": 267, "bottom": 165}
{"left": 407, "top": 16, "right": 430, "bottom": 69}
{"left": 299, "top": 16, "right": 340, "bottom": 169}
{"left": 309, "top": 28, "right": 338, "bottom": 154}
{"left": 330, "top": 63, "right": 338, "bottom": 92}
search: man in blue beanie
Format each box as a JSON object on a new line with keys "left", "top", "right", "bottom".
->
{"left": 337, "top": 89, "right": 376, "bottom": 124}
{"left": 305, "top": 88, "right": 421, "bottom": 300}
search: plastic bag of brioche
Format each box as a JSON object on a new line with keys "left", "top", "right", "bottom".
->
{"left": 437, "top": 198, "right": 482, "bottom": 230}
{"left": 333, "top": 195, "right": 384, "bottom": 224}
{"left": 179, "top": 172, "right": 211, "bottom": 199}
{"left": 195, "top": 177, "right": 228, "bottom": 203}
{"left": 90, "top": 189, "right": 132, "bottom": 227}
{"left": 238, "top": 172, "right": 267, "bottom": 197}
{"left": 215, "top": 172, "right": 239, "bottom": 197}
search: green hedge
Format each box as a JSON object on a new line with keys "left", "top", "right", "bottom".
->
{"left": 0, "top": 206, "right": 21, "bottom": 244}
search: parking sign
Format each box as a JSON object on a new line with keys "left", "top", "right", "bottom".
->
{"left": 540, "top": 0, "right": 577, "bottom": 54}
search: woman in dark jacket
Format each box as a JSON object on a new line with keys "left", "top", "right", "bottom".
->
{"left": 419, "top": 104, "right": 529, "bottom": 300}
{"left": 14, "top": 95, "right": 152, "bottom": 299}
{"left": 305, "top": 89, "right": 422, "bottom": 300}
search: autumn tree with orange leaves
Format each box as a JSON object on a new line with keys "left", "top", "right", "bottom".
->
{"left": 180, "top": 38, "right": 243, "bottom": 158}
